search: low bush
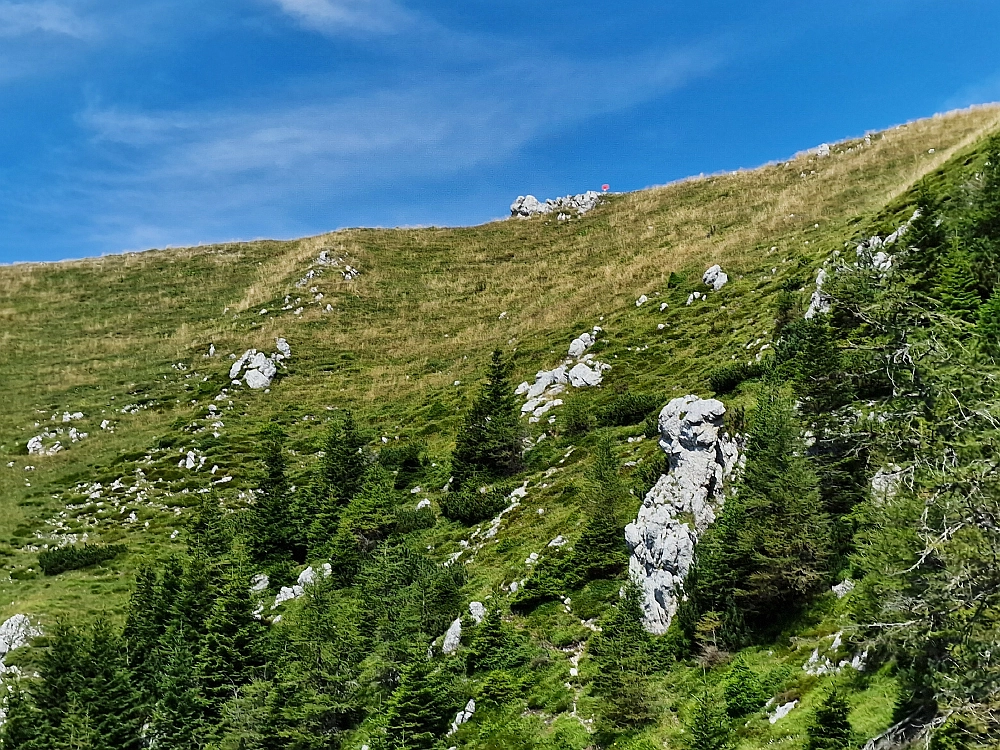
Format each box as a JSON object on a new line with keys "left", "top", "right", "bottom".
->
{"left": 38, "top": 544, "right": 127, "bottom": 576}
{"left": 439, "top": 484, "right": 511, "bottom": 525}
{"left": 395, "top": 507, "right": 436, "bottom": 534}
{"left": 708, "top": 360, "right": 769, "bottom": 394}
{"left": 599, "top": 392, "right": 660, "bottom": 427}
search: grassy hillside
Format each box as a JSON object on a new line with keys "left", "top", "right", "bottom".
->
{"left": 2, "top": 104, "right": 1000, "bottom": 749}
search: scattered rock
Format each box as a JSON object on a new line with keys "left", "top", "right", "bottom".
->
{"left": 510, "top": 191, "right": 601, "bottom": 218}
{"left": 568, "top": 362, "right": 604, "bottom": 387}
{"left": 468, "top": 601, "right": 486, "bottom": 624}
{"left": 568, "top": 332, "right": 594, "bottom": 358}
{"left": 625, "top": 396, "right": 743, "bottom": 634}
{"left": 416, "top": 499, "right": 431, "bottom": 510}
{"left": 448, "top": 698, "right": 476, "bottom": 735}
{"left": 832, "top": 579, "right": 855, "bottom": 598}
{"left": 702, "top": 265, "right": 729, "bottom": 291}
{"left": 250, "top": 573, "right": 270, "bottom": 593}
{"left": 635, "top": 294, "right": 649, "bottom": 307}
{"left": 769, "top": 700, "right": 798, "bottom": 724}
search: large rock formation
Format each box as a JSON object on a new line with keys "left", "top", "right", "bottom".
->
{"left": 625, "top": 396, "right": 743, "bottom": 634}
{"left": 510, "top": 191, "right": 602, "bottom": 218}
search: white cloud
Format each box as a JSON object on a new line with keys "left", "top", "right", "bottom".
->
{"left": 0, "top": 1, "right": 97, "bottom": 39}
{"left": 46, "top": 33, "right": 723, "bottom": 253}
{"left": 269, "top": 0, "right": 414, "bottom": 35}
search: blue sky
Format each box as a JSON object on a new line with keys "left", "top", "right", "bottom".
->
{"left": 2, "top": 0, "right": 1000, "bottom": 262}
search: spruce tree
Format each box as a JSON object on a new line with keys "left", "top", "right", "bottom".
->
{"left": 451, "top": 349, "right": 523, "bottom": 489}
{"left": 305, "top": 412, "right": 371, "bottom": 558}
{"left": 123, "top": 565, "right": 162, "bottom": 703}
{"left": 468, "top": 608, "right": 523, "bottom": 673}
{"left": 81, "top": 619, "right": 143, "bottom": 750}
{"left": 250, "top": 423, "right": 299, "bottom": 564}
{"left": 976, "top": 287, "right": 1000, "bottom": 359}
{"left": 570, "top": 436, "right": 629, "bottom": 583}
{"left": 30, "top": 620, "right": 84, "bottom": 744}
{"left": 0, "top": 680, "right": 42, "bottom": 749}
{"left": 336, "top": 464, "right": 399, "bottom": 554}
{"left": 723, "top": 659, "right": 765, "bottom": 717}
{"left": 150, "top": 628, "right": 207, "bottom": 750}
{"left": 197, "top": 555, "right": 266, "bottom": 725}
{"left": 687, "top": 688, "right": 731, "bottom": 750}
{"left": 937, "top": 244, "right": 982, "bottom": 321}
{"left": 963, "top": 136, "right": 1000, "bottom": 297}
{"left": 900, "top": 183, "right": 948, "bottom": 293}
{"left": 384, "top": 660, "right": 456, "bottom": 749}
{"left": 187, "top": 493, "right": 231, "bottom": 562}
{"left": 318, "top": 411, "right": 369, "bottom": 508}
{"left": 692, "top": 389, "right": 830, "bottom": 638}
{"left": 589, "top": 582, "right": 654, "bottom": 729}
{"left": 806, "top": 690, "right": 852, "bottom": 750}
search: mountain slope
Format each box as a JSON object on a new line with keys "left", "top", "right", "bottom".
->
{"left": 2, "top": 104, "right": 1000, "bottom": 749}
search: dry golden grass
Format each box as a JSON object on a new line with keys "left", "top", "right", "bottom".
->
{"left": 1, "top": 105, "right": 997, "bottom": 428}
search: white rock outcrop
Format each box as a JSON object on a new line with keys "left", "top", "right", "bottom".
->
{"left": 625, "top": 396, "right": 743, "bottom": 634}
{"left": 805, "top": 267, "right": 831, "bottom": 319}
{"left": 469, "top": 601, "right": 486, "bottom": 624}
{"left": 0, "top": 614, "right": 41, "bottom": 673}
{"left": 515, "top": 328, "right": 609, "bottom": 423}
{"left": 510, "top": 191, "right": 601, "bottom": 218}
{"left": 271, "top": 565, "right": 332, "bottom": 609}
{"left": 702, "top": 265, "right": 729, "bottom": 291}
{"left": 441, "top": 617, "right": 462, "bottom": 654}
{"left": 448, "top": 698, "right": 476, "bottom": 735}
{"left": 229, "top": 338, "right": 291, "bottom": 390}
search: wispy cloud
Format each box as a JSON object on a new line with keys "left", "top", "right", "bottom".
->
{"left": 0, "top": 1, "right": 97, "bottom": 39}
{"left": 269, "top": 0, "right": 415, "bottom": 35}
{"left": 62, "top": 44, "right": 721, "bottom": 250}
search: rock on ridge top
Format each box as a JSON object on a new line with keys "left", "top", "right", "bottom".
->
{"left": 510, "top": 191, "right": 602, "bottom": 218}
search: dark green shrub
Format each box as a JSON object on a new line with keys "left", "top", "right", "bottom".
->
{"left": 379, "top": 441, "right": 427, "bottom": 489}
{"left": 599, "top": 392, "right": 660, "bottom": 427}
{"left": 395, "top": 506, "right": 436, "bottom": 534}
{"left": 709, "top": 361, "right": 768, "bottom": 395}
{"left": 439, "top": 484, "right": 510, "bottom": 525}
{"left": 723, "top": 659, "right": 766, "bottom": 717}
{"left": 38, "top": 544, "right": 128, "bottom": 575}
{"left": 561, "top": 398, "right": 596, "bottom": 436}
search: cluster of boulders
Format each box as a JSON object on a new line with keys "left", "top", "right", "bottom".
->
{"left": 510, "top": 191, "right": 602, "bottom": 218}
{"left": 269, "top": 564, "right": 333, "bottom": 610}
{"left": 296, "top": 250, "right": 359, "bottom": 288}
{"left": 229, "top": 338, "right": 291, "bottom": 390}
{"left": 803, "top": 630, "right": 868, "bottom": 676}
{"left": 625, "top": 396, "right": 744, "bottom": 634}
{"left": 515, "top": 328, "right": 610, "bottom": 423}
{"left": 807, "top": 209, "right": 920, "bottom": 319}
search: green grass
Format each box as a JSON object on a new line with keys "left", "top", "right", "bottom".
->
{"left": 1, "top": 104, "right": 999, "bottom": 747}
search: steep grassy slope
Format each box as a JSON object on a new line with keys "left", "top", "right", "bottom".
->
{"left": 1, "top": 104, "right": 1000, "bottom": 748}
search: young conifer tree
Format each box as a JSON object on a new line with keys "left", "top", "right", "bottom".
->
{"left": 589, "top": 581, "right": 655, "bottom": 729}
{"left": 451, "top": 349, "right": 523, "bottom": 489}
{"left": 250, "top": 423, "right": 299, "bottom": 564}
{"left": 806, "top": 690, "right": 852, "bottom": 750}
{"left": 570, "top": 435, "right": 629, "bottom": 583}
